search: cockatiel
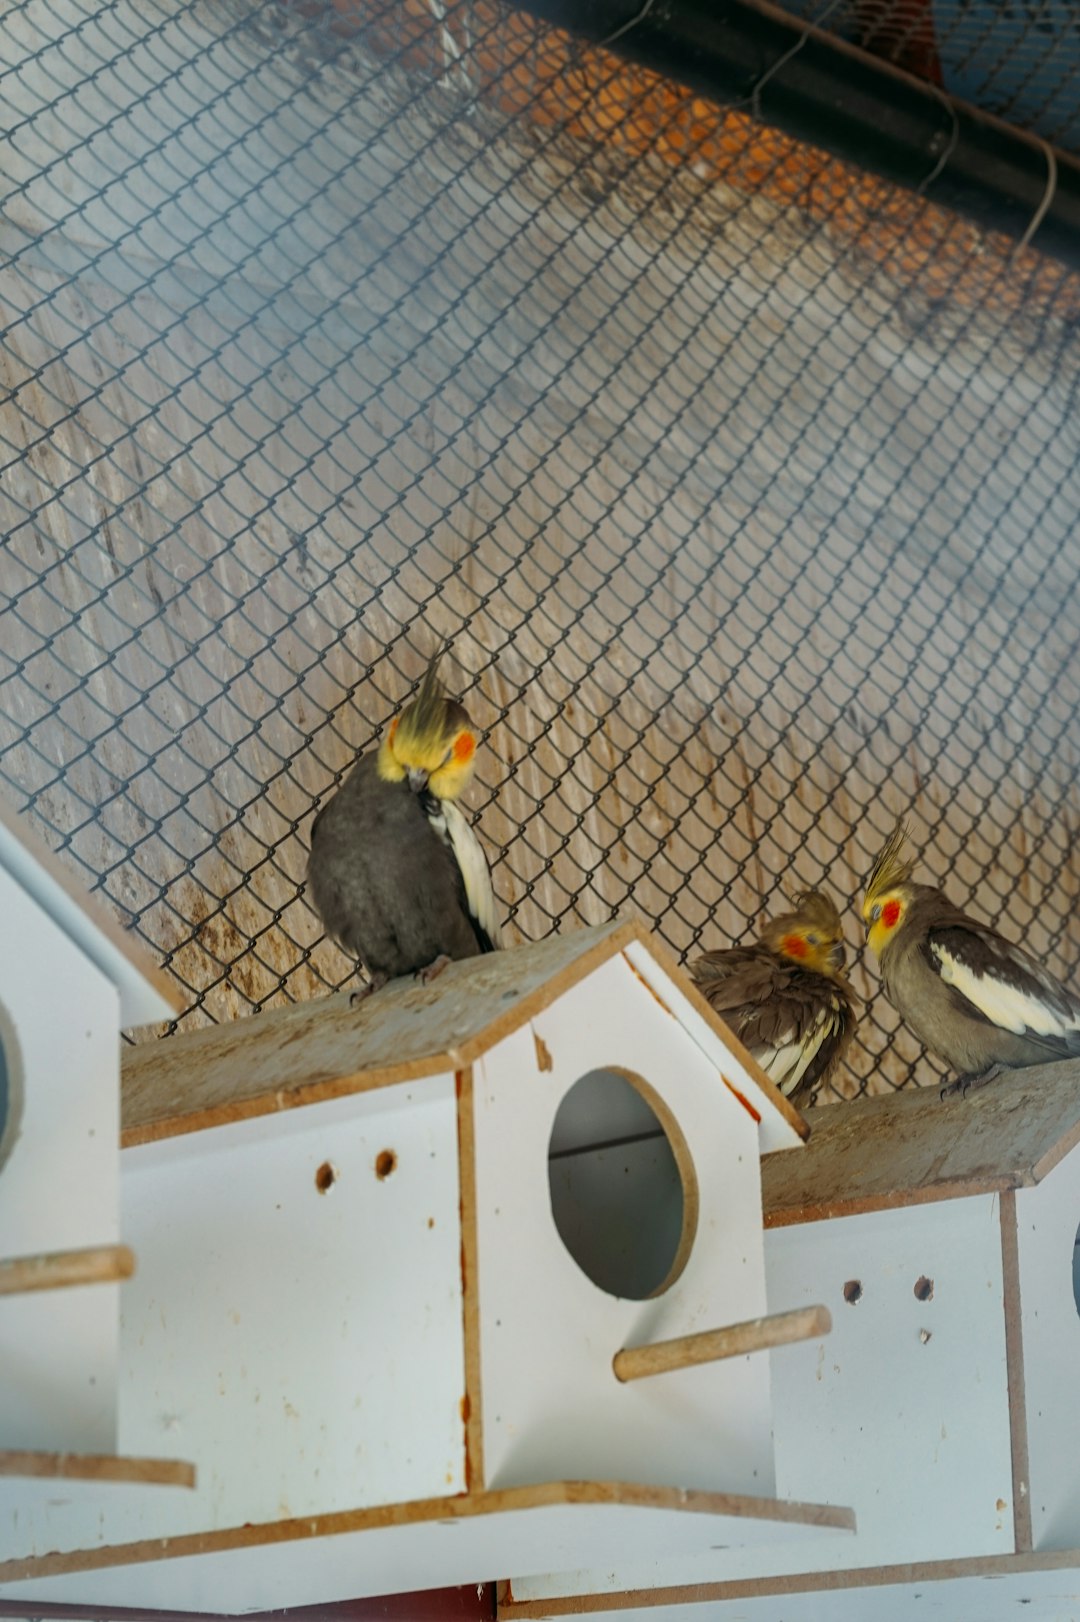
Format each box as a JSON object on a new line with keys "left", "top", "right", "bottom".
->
{"left": 862, "top": 822, "right": 1080, "bottom": 1093}
{"left": 688, "top": 890, "right": 856, "bottom": 1105}
{"left": 306, "top": 653, "right": 501, "bottom": 997}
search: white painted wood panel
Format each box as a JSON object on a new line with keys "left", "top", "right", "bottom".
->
{"left": 475, "top": 956, "right": 778, "bottom": 1498}
{"left": 513, "top": 1194, "right": 1013, "bottom": 1600}
{"left": 501, "top": 1554, "right": 1080, "bottom": 1620}
{"left": 2, "top": 1074, "right": 465, "bottom": 1563}
{"left": 0, "top": 1492, "right": 848, "bottom": 1614}
{"left": 0, "top": 802, "right": 179, "bottom": 1028}
{"left": 1017, "top": 1151, "right": 1080, "bottom": 1549}
{"left": 0, "top": 866, "right": 120, "bottom": 1460}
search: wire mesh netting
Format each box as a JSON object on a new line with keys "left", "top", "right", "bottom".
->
{"left": 2, "top": 0, "right": 1080, "bottom": 1098}
{"left": 780, "top": 0, "right": 1080, "bottom": 151}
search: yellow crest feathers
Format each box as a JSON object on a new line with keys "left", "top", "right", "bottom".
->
{"left": 396, "top": 650, "right": 459, "bottom": 749}
{"left": 763, "top": 887, "right": 842, "bottom": 945}
{"left": 864, "top": 820, "right": 915, "bottom": 908}
{"left": 789, "top": 888, "right": 842, "bottom": 933}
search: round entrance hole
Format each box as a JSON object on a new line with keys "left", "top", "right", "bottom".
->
{"left": 0, "top": 1040, "right": 8, "bottom": 1160}
{"left": 0, "top": 1003, "right": 23, "bottom": 1178}
{"left": 547, "top": 1068, "right": 698, "bottom": 1301}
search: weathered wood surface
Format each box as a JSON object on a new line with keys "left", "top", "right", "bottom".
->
{"left": 120, "top": 920, "right": 806, "bottom": 1148}
{"left": 762, "top": 1059, "right": 1080, "bottom": 1226}
{"left": 120, "top": 923, "right": 630, "bottom": 1144}
{"left": 0, "top": 1244, "right": 134, "bottom": 1297}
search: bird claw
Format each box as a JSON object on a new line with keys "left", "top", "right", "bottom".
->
{"left": 939, "top": 1063, "right": 1008, "bottom": 1101}
{"left": 416, "top": 954, "right": 452, "bottom": 986}
{"left": 350, "top": 971, "right": 388, "bottom": 1007}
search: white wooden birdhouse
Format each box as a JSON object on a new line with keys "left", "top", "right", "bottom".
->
{"left": 501, "top": 1063, "right": 1080, "bottom": 1621}
{"left": 0, "top": 798, "right": 190, "bottom": 1529}
{"left": 0, "top": 918, "right": 853, "bottom": 1613}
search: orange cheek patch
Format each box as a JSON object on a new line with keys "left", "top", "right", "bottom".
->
{"left": 780, "top": 934, "right": 808, "bottom": 959}
{"left": 882, "top": 899, "right": 901, "bottom": 929}
{"left": 386, "top": 717, "right": 399, "bottom": 743}
{"left": 453, "top": 731, "right": 476, "bottom": 765}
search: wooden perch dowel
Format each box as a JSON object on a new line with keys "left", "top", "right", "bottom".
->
{"left": 0, "top": 1243, "right": 135, "bottom": 1297}
{"left": 613, "top": 1303, "right": 831, "bottom": 1382}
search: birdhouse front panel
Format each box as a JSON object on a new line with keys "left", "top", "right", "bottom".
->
{"left": 507, "top": 1193, "right": 1014, "bottom": 1606}
{"left": 3, "top": 1071, "right": 467, "bottom": 1562}
{"left": 474, "top": 953, "right": 777, "bottom": 1498}
{"left": 1016, "top": 1146, "right": 1080, "bottom": 1551}
{"left": 0, "top": 864, "right": 121, "bottom": 1457}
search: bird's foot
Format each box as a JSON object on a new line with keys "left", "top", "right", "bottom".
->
{"left": 939, "top": 1063, "right": 1008, "bottom": 1101}
{"left": 350, "top": 971, "right": 388, "bottom": 1007}
{"left": 416, "top": 953, "right": 452, "bottom": 986}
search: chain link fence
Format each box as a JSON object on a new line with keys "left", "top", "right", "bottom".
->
{"left": 2, "top": 0, "right": 1080, "bottom": 1098}
{"left": 781, "top": 0, "right": 1080, "bottom": 152}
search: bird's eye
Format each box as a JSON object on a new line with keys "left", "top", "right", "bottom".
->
{"left": 870, "top": 903, "right": 882, "bottom": 922}
{"left": 806, "top": 933, "right": 820, "bottom": 946}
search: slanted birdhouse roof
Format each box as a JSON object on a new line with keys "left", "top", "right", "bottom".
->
{"left": 120, "top": 918, "right": 808, "bottom": 1152}
{"left": 761, "top": 1059, "right": 1080, "bottom": 1226}
{"left": 0, "top": 797, "right": 182, "bottom": 1028}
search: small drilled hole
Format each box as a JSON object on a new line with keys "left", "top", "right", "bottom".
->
{"left": 843, "top": 1279, "right": 863, "bottom": 1305}
{"left": 914, "top": 1275, "right": 934, "bottom": 1301}
{"left": 375, "top": 1149, "right": 397, "bottom": 1180}
{"left": 315, "top": 1161, "right": 337, "bottom": 1194}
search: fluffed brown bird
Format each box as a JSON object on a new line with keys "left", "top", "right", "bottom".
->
{"left": 306, "top": 653, "right": 501, "bottom": 997}
{"left": 689, "top": 889, "right": 856, "bottom": 1105}
{"left": 863, "top": 821, "right": 1080, "bottom": 1094}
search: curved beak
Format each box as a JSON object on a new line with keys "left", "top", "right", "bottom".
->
{"left": 408, "top": 767, "right": 429, "bottom": 794}
{"left": 828, "top": 940, "right": 847, "bottom": 971}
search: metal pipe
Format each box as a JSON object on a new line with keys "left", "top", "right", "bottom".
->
{"left": 504, "top": 0, "right": 1080, "bottom": 271}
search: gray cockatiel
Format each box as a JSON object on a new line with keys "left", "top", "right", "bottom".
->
{"left": 306, "top": 654, "right": 501, "bottom": 997}
{"left": 863, "top": 822, "right": 1080, "bottom": 1093}
{"left": 689, "top": 890, "right": 856, "bottom": 1105}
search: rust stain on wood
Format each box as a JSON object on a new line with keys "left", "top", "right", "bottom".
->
{"left": 621, "top": 951, "right": 674, "bottom": 1018}
{"left": 721, "top": 1073, "right": 762, "bottom": 1126}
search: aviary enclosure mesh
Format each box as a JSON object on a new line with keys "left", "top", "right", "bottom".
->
{"left": 2, "top": 0, "right": 1080, "bottom": 1098}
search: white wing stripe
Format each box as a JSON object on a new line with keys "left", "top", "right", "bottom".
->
{"left": 754, "top": 1010, "right": 832, "bottom": 1096}
{"left": 440, "top": 799, "right": 501, "bottom": 948}
{"left": 932, "top": 943, "right": 1080, "bottom": 1039}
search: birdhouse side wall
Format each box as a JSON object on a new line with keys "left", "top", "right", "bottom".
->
{"left": 1016, "top": 1149, "right": 1080, "bottom": 1551}
{"left": 473, "top": 956, "right": 776, "bottom": 1497}
{"left": 2, "top": 1072, "right": 467, "bottom": 1562}
{"left": 765, "top": 1195, "right": 1016, "bottom": 1563}
{"left": 0, "top": 866, "right": 121, "bottom": 1456}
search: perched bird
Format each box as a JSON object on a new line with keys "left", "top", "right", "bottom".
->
{"left": 862, "top": 822, "right": 1080, "bottom": 1093}
{"left": 689, "top": 890, "right": 856, "bottom": 1105}
{"left": 306, "top": 653, "right": 501, "bottom": 997}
